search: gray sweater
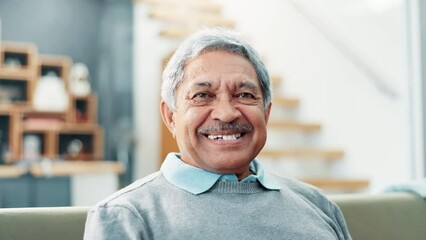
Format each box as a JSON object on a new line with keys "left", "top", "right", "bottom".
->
{"left": 84, "top": 172, "right": 351, "bottom": 239}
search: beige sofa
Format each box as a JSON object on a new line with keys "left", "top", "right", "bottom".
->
{"left": 331, "top": 192, "right": 426, "bottom": 240}
{"left": 0, "top": 192, "right": 425, "bottom": 240}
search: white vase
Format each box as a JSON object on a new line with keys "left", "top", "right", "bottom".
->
{"left": 33, "top": 73, "right": 69, "bottom": 112}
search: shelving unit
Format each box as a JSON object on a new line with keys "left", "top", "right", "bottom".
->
{"left": 38, "top": 55, "right": 72, "bottom": 91}
{"left": 0, "top": 41, "right": 104, "bottom": 164}
{"left": 0, "top": 42, "right": 37, "bottom": 107}
{"left": 0, "top": 108, "right": 16, "bottom": 163}
{"left": 0, "top": 42, "right": 37, "bottom": 77}
{"left": 67, "top": 94, "right": 98, "bottom": 124}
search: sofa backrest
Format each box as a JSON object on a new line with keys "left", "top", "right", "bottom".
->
{"left": 0, "top": 193, "right": 425, "bottom": 240}
{"left": 330, "top": 192, "right": 426, "bottom": 240}
{"left": 0, "top": 206, "right": 90, "bottom": 240}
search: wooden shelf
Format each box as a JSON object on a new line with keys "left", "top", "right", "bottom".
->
{"left": 272, "top": 96, "right": 300, "bottom": 108}
{"left": 0, "top": 42, "right": 37, "bottom": 78}
{"left": 302, "top": 178, "right": 370, "bottom": 190}
{"left": 0, "top": 105, "right": 19, "bottom": 113}
{"left": 38, "top": 55, "right": 72, "bottom": 91}
{"left": 0, "top": 108, "right": 20, "bottom": 163}
{"left": 0, "top": 161, "right": 124, "bottom": 178}
{"left": 1, "top": 42, "right": 37, "bottom": 63}
{"left": 67, "top": 94, "right": 98, "bottom": 124}
{"left": 268, "top": 120, "right": 321, "bottom": 132}
{"left": 159, "top": 26, "right": 197, "bottom": 39}
{"left": 260, "top": 149, "right": 344, "bottom": 160}
{"left": 0, "top": 165, "right": 27, "bottom": 178}
{"left": 0, "top": 42, "right": 38, "bottom": 106}
{"left": 30, "top": 161, "right": 124, "bottom": 177}
{"left": 0, "top": 70, "right": 33, "bottom": 80}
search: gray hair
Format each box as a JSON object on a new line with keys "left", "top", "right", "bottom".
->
{"left": 161, "top": 28, "right": 271, "bottom": 111}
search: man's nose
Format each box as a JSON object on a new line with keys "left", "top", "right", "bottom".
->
{"left": 210, "top": 98, "right": 242, "bottom": 122}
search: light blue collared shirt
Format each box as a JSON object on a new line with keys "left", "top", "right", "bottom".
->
{"left": 160, "top": 153, "right": 281, "bottom": 194}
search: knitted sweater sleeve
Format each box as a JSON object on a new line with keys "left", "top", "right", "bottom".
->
{"left": 281, "top": 176, "right": 352, "bottom": 240}
{"left": 84, "top": 205, "right": 148, "bottom": 240}
{"left": 327, "top": 200, "right": 352, "bottom": 240}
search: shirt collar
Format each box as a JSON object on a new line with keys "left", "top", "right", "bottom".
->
{"left": 160, "top": 153, "right": 281, "bottom": 195}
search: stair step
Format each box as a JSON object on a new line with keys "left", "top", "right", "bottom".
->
{"left": 268, "top": 120, "right": 321, "bottom": 132}
{"left": 270, "top": 75, "right": 282, "bottom": 86}
{"left": 159, "top": 26, "right": 196, "bottom": 39}
{"left": 148, "top": 8, "right": 235, "bottom": 28}
{"left": 136, "top": 0, "right": 222, "bottom": 13}
{"left": 260, "top": 149, "right": 344, "bottom": 160}
{"left": 272, "top": 96, "right": 300, "bottom": 108}
{"left": 302, "top": 178, "right": 369, "bottom": 190}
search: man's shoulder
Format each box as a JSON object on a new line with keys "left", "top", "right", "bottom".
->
{"left": 92, "top": 171, "right": 164, "bottom": 209}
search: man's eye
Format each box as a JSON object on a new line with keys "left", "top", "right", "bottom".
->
{"left": 189, "top": 92, "right": 214, "bottom": 106}
{"left": 193, "top": 93, "right": 210, "bottom": 99}
{"left": 236, "top": 92, "right": 255, "bottom": 99}
{"left": 235, "top": 92, "right": 260, "bottom": 105}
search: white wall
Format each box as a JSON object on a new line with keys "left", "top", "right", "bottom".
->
{"left": 133, "top": 4, "right": 180, "bottom": 179}
{"left": 133, "top": 0, "right": 414, "bottom": 192}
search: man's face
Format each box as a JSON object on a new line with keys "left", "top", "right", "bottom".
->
{"left": 161, "top": 50, "right": 271, "bottom": 179}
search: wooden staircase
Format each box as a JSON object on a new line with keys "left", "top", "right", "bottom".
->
{"left": 260, "top": 76, "right": 369, "bottom": 192}
{"left": 273, "top": 96, "right": 300, "bottom": 108}
{"left": 260, "top": 148, "right": 345, "bottom": 161}
{"left": 148, "top": 7, "right": 235, "bottom": 28}
{"left": 136, "top": 0, "right": 369, "bottom": 192}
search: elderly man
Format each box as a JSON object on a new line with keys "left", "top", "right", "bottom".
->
{"left": 84, "top": 28, "right": 352, "bottom": 240}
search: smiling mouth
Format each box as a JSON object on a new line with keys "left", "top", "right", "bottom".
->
{"left": 198, "top": 123, "right": 251, "bottom": 141}
{"left": 206, "top": 133, "right": 242, "bottom": 141}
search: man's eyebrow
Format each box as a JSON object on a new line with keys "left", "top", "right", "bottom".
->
{"left": 239, "top": 82, "right": 260, "bottom": 93}
{"left": 190, "top": 81, "right": 212, "bottom": 89}
{"left": 186, "top": 82, "right": 213, "bottom": 95}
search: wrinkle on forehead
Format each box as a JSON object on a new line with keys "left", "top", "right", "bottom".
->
{"left": 187, "top": 80, "right": 260, "bottom": 93}
{"left": 186, "top": 64, "right": 250, "bottom": 79}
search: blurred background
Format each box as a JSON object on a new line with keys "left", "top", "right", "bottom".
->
{"left": 0, "top": 0, "right": 425, "bottom": 207}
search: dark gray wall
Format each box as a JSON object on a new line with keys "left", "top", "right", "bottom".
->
{"left": 0, "top": 0, "right": 134, "bottom": 183}
{"left": 0, "top": 0, "right": 102, "bottom": 76}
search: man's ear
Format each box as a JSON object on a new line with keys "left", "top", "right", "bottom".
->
{"left": 160, "top": 101, "right": 176, "bottom": 137}
{"left": 264, "top": 102, "right": 272, "bottom": 124}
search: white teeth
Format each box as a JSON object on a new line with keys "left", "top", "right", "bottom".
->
{"left": 207, "top": 133, "right": 241, "bottom": 141}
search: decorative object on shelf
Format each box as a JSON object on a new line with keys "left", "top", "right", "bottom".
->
{"left": 67, "top": 138, "right": 83, "bottom": 160}
{"left": 1, "top": 144, "right": 10, "bottom": 164}
{"left": 69, "top": 63, "right": 91, "bottom": 97}
{"left": 22, "top": 134, "right": 41, "bottom": 162}
{"left": 4, "top": 57, "right": 22, "bottom": 69}
{"left": 0, "top": 83, "right": 22, "bottom": 103}
{"left": 23, "top": 112, "right": 65, "bottom": 130}
{"left": 33, "top": 72, "right": 69, "bottom": 112}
